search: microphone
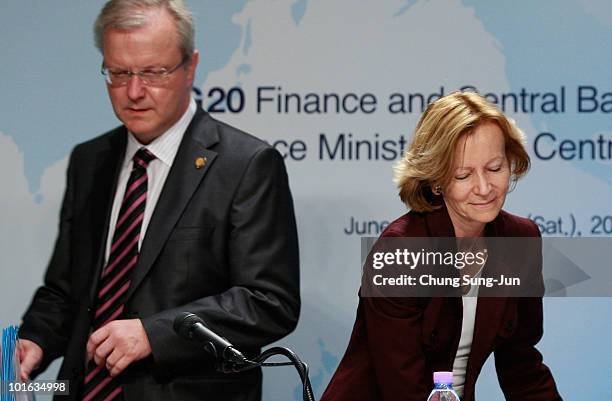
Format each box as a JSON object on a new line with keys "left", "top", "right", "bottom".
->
{"left": 173, "top": 312, "right": 247, "bottom": 364}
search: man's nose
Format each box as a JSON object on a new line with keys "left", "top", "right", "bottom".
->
{"left": 126, "top": 74, "right": 146, "bottom": 101}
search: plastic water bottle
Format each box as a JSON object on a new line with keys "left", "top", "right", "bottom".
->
{"left": 426, "top": 371, "right": 460, "bottom": 401}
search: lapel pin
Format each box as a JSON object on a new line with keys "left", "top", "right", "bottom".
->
{"left": 195, "top": 156, "right": 207, "bottom": 169}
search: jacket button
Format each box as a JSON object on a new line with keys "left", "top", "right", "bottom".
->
{"left": 430, "top": 331, "right": 437, "bottom": 342}
{"left": 505, "top": 321, "right": 514, "bottom": 331}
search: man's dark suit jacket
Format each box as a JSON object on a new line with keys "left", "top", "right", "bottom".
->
{"left": 19, "top": 108, "right": 300, "bottom": 401}
{"left": 321, "top": 207, "right": 562, "bottom": 401}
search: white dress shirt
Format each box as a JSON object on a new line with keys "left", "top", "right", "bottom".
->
{"left": 104, "top": 98, "right": 196, "bottom": 263}
{"left": 452, "top": 269, "right": 483, "bottom": 398}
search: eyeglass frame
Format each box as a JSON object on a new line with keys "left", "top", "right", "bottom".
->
{"left": 100, "top": 55, "right": 190, "bottom": 87}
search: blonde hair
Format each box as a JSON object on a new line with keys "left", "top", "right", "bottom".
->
{"left": 94, "top": 0, "right": 195, "bottom": 58}
{"left": 394, "top": 91, "right": 530, "bottom": 212}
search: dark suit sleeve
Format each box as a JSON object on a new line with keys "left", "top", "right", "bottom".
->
{"left": 141, "top": 146, "right": 300, "bottom": 370}
{"left": 323, "top": 241, "right": 429, "bottom": 400}
{"left": 322, "top": 228, "right": 431, "bottom": 401}
{"left": 361, "top": 296, "right": 430, "bottom": 401}
{"left": 19, "top": 151, "right": 78, "bottom": 374}
{"left": 321, "top": 298, "right": 431, "bottom": 401}
{"left": 494, "top": 298, "right": 562, "bottom": 401}
{"left": 494, "top": 223, "right": 562, "bottom": 401}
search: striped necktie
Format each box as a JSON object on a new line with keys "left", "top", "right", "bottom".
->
{"left": 82, "top": 147, "right": 155, "bottom": 401}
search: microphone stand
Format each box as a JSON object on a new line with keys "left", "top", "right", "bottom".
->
{"left": 173, "top": 313, "right": 315, "bottom": 401}
{"left": 215, "top": 346, "right": 315, "bottom": 401}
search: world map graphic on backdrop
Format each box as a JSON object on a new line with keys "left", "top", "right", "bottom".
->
{"left": 1, "top": 1, "right": 611, "bottom": 400}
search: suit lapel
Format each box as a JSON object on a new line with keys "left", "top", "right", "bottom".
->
{"left": 88, "top": 129, "right": 127, "bottom": 304}
{"left": 126, "top": 110, "right": 219, "bottom": 300}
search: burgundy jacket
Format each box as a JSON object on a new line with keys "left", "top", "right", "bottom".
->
{"left": 321, "top": 207, "right": 562, "bottom": 401}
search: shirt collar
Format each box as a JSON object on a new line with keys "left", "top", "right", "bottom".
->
{"left": 124, "top": 97, "right": 197, "bottom": 168}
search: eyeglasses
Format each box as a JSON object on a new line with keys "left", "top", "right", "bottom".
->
{"left": 101, "top": 56, "right": 189, "bottom": 87}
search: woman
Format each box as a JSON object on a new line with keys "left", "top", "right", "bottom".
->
{"left": 321, "top": 92, "right": 562, "bottom": 401}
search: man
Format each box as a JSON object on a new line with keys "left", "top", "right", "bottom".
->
{"left": 18, "top": 1, "right": 300, "bottom": 400}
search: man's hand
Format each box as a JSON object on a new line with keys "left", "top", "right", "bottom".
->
{"left": 18, "top": 339, "right": 43, "bottom": 380}
{"left": 86, "top": 319, "right": 152, "bottom": 377}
